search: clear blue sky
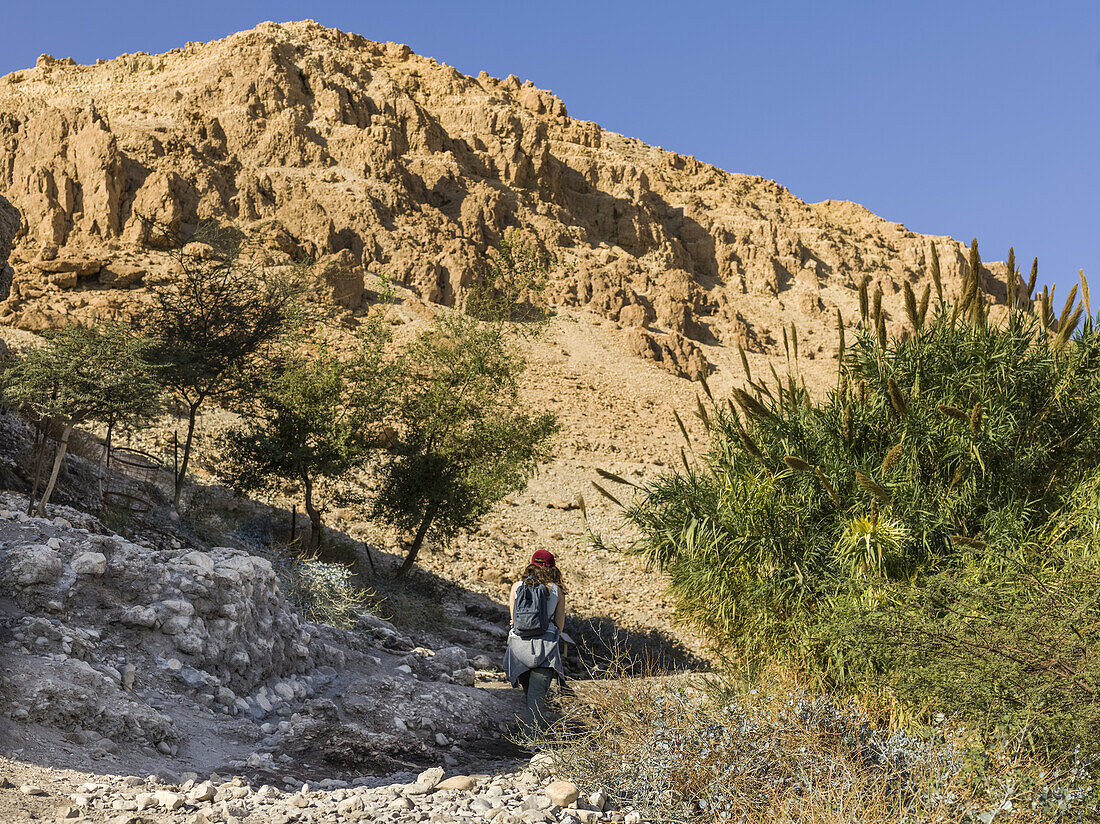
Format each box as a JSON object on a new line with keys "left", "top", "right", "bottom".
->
{"left": 2, "top": 1, "right": 1097, "bottom": 298}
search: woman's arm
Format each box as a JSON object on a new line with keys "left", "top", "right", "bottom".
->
{"left": 508, "top": 581, "right": 518, "bottom": 626}
{"left": 553, "top": 590, "right": 565, "bottom": 633}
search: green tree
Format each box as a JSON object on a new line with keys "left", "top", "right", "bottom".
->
{"left": 136, "top": 223, "right": 301, "bottom": 509}
{"left": 374, "top": 236, "right": 559, "bottom": 576}
{"left": 0, "top": 324, "right": 159, "bottom": 515}
{"left": 216, "top": 325, "right": 394, "bottom": 552}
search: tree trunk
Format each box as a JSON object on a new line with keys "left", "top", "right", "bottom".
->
{"left": 37, "top": 421, "right": 75, "bottom": 517}
{"left": 27, "top": 419, "right": 48, "bottom": 516}
{"left": 397, "top": 502, "right": 439, "bottom": 577}
{"left": 172, "top": 402, "right": 201, "bottom": 509}
{"left": 302, "top": 473, "right": 322, "bottom": 550}
{"left": 102, "top": 418, "right": 115, "bottom": 468}
{"left": 98, "top": 418, "right": 115, "bottom": 513}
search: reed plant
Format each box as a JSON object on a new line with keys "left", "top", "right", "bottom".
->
{"left": 600, "top": 247, "right": 1100, "bottom": 753}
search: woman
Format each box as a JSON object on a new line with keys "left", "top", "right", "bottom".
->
{"left": 503, "top": 549, "right": 566, "bottom": 733}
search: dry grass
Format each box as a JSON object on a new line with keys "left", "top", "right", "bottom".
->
{"left": 538, "top": 662, "right": 1096, "bottom": 823}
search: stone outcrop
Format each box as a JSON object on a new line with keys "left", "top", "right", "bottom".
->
{"left": 0, "top": 194, "right": 18, "bottom": 301}
{"left": 0, "top": 21, "right": 989, "bottom": 378}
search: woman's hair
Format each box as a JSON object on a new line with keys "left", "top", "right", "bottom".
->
{"left": 521, "top": 563, "right": 566, "bottom": 594}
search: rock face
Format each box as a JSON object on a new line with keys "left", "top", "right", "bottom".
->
{"left": 0, "top": 194, "right": 18, "bottom": 300}
{"left": 0, "top": 502, "right": 338, "bottom": 751}
{"left": 0, "top": 20, "right": 986, "bottom": 377}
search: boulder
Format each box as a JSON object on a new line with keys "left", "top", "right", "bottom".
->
{"left": 433, "top": 646, "right": 468, "bottom": 672}
{"left": 70, "top": 551, "right": 107, "bottom": 576}
{"left": 406, "top": 767, "right": 445, "bottom": 794}
{"left": 6, "top": 545, "right": 63, "bottom": 585}
{"left": 98, "top": 262, "right": 144, "bottom": 287}
{"left": 545, "top": 781, "right": 580, "bottom": 807}
{"left": 437, "top": 775, "right": 478, "bottom": 791}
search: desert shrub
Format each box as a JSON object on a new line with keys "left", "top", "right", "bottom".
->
{"left": 268, "top": 543, "right": 366, "bottom": 628}
{"left": 833, "top": 477, "right": 1100, "bottom": 754}
{"left": 546, "top": 674, "right": 1096, "bottom": 823}
{"left": 217, "top": 330, "right": 396, "bottom": 552}
{"left": 604, "top": 253, "right": 1100, "bottom": 748}
{"left": 136, "top": 221, "right": 302, "bottom": 508}
{"left": 839, "top": 557, "right": 1100, "bottom": 755}
{"left": 0, "top": 323, "right": 160, "bottom": 515}
{"left": 617, "top": 304, "right": 1100, "bottom": 663}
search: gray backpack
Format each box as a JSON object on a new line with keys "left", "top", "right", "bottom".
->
{"left": 512, "top": 581, "right": 550, "bottom": 638}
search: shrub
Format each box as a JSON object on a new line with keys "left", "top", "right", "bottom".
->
{"left": 545, "top": 673, "right": 1096, "bottom": 823}
{"left": 217, "top": 328, "right": 395, "bottom": 552}
{"left": 0, "top": 323, "right": 159, "bottom": 515}
{"left": 603, "top": 251, "right": 1100, "bottom": 749}
{"left": 268, "top": 543, "right": 366, "bottom": 629}
{"left": 837, "top": 516, "right": 1100, "bottom": 754}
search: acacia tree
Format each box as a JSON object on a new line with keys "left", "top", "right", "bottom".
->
{"left": 216, "top": 315, "right": 395, "bottom": 551}
{"left": 0, "top": 324, "right": 159, "bottom": 515}
{"left": 136, "top": 223, "right": 301, "bottom": 508}
{"left": 373, "top": 236, "right": 559, "bottom": 576}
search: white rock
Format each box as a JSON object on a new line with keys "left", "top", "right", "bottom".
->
{"left": 545, "top": 781, "right": 580, "bottom": 807}
{"left": 337, "top": 796, "right": 364, "bottom": 815}
{"left": 70, "top": 551, "right": 107, "bottom": 576}
{"left": 10, "top": 545, "right": 63, "bottom": 585}
{"left": 121, "top": 606, "right": 157, "bottom": 627}
{"left": 522, "top": 794, "right": 552, "bottom": 811}
{"left": 273, "top": 681, "right": 295, "bottom": 701}
{"left": 406, "top": 767, "right": 445, "bottom": 795}
{"left": 180, "top": 551, "right": 215, "bottom": 575}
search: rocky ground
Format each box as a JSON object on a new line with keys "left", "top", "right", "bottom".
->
{"left": 0, "top": 486, "right": 564, "bottom": 823}
{"left": 0, "top": 753, "right": 632, "bottom": 824}
{"left": 0, "top": 309, "right": 713, "bottom": 822}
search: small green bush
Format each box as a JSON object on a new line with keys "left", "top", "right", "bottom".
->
{"left": 269, "top": 543, "right": 366, "bottom": 628}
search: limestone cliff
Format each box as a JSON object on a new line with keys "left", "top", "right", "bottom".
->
{"left": 0, "top": 194, "right": 18, "bottom": 301}
{"left": 0, "top": 21, "right": 990, "bottom": 377}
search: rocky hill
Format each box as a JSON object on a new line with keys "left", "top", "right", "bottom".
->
{"left": 0, "top": 20, "right": 991, "bottom": 380}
